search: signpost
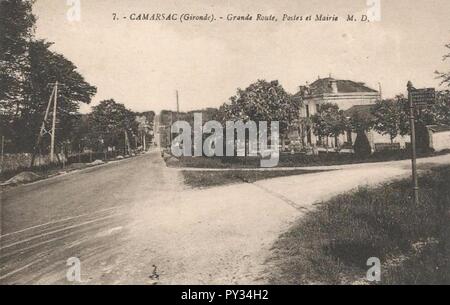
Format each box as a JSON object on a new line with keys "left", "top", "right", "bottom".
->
{"left": 406, "top": 82, "right": 436, "bottom": 205}
{"left": 409, "top": 87, "right": 436, "bottom": 108}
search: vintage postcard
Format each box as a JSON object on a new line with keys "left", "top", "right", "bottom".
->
{"left": 1, "top": 0, "right": 449, "bottom": 293}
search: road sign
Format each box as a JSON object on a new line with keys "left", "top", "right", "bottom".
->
{"left": 410, "top": 88, "right": 435, "bottom": 107}
{"left": 407, "top": 81, "right": 419, "bottom": 205}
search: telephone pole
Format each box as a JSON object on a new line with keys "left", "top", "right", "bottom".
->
{"left": 31, "top": 83, "right": 56, "bottom": 166}
{"left": 407, "top": 81, "right": 419, "bottom": 205}
{"left": 124, "top": 130, "right": 128, "bottom": 155}
{"left": 143, "top": 132, "right": 146, "bottom": 151}
{"left": 50, "top": 81, "right": 58, "bottom": 162}
{"left": 1, "top": 135, "right": 4, "bottom": 172}
{"left": 176, "top": 90, "right": 180, "bottom": 115}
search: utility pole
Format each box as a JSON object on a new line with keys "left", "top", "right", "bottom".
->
{"left": 176, "top": 90, "right": 180, "bottom": 116}
{"left": 31, "top": 84, "right": 56, "bottom": 167}
{"left": 124, "top": 130, "right": 128, "bottom": 155}
{"left": 143, "top": 132, "right": 146, "bottom": 151}
{"left": 407, "top": 81, "right": 419, "bottom": 205}
{"left": 169, "top": 114, "right": 172, "bottom": 150}
{"left": 170, "top": 90, "right": 180, "bottom": 151}
{"left": 1, "top": 135, "right": 4, "bottom": 172}
{"left": 378, "top": 82, "right": 382, "bottom": 100}
{"left": 50, "top": 81, "right": 58, "bottom": 162}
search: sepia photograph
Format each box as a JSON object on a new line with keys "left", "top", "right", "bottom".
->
{"left": 1, "top": 0, "right": 449, "bottom": 296}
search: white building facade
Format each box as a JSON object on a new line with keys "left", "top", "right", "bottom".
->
{"left": 292, "top": 77, "right": 410, "bottom": 151}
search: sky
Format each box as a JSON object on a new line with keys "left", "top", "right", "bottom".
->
{"left": 32, "top": 0, "right": 450, "bottom": 113}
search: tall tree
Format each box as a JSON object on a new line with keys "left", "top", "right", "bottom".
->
{"left": 431, "top": 90, "right": 450, "bottom": 125}
{"left": 348, "top": 107, "right": 375, "bottom": 157}
{"left": 224, "top": 80, "right": 300, "bottom": 132}
{"left": 0, "top": 0, "right": 36, "bottom": 137}
{"left": 436, "top": 43, "right": 450, "bottom": 87}
{"left": 372, "top": 99, "right": 406, "bottom": 143}
{"left": 89, "top": 99, "right": 138, "bottom": 153}
{"left": 0, "top": 1, "right": 96, "bottom": 154}
{"left": 311, "top": 103, "right": 347, "bottom": 148}
{"left": 221, "top": 80, "right": 301, "bottom": 150}
{"left": 18, "top": 40, "right": 97, "bottom": 153}
{"left": 136, "top": 111, "right": 155, "bottom": 148}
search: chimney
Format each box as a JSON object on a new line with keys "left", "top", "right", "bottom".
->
{"left": 330, "top": 79, "right": 338, "bottom": 93}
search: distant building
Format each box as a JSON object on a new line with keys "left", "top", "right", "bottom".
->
{"left": 426, "top": 125, "right": 450, "bottom": 152}
{"left": 293, "top": 77, "right": 381, "bottom": 147}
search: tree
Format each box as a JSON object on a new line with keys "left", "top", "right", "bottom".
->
{"left": 0, "top": 1, "right": 97, "bottom": 154}
{"left": 436, "top": 43, "right": 450, "bottom": 87}
{"left": 89, "top": 99, "right": 138, "bottom": 154}
{"left": 372, "top": 99, "right": 405, "bottom": 143}
{"left": 431, "top": 90, "right": 450, "bottom": 125}
{"left": 136, "top": 111, "right": 155, "bottom": 149}
{"left": 222, "top": 79, "right": 301, "bottom": 139}
{"left": 353, "top": 131, "right": 372, "bottom": 158}
{"left": 348, "top": 108, "right": 375, "bottom": 157}
{"left": 0, "top": 0, "right": 36, "bottom": 139}
{"left": 311, "top": 103, "right": 347, "bottom": 149}
{"left": 19, "top": 40, "right": 96, "bottom": 153}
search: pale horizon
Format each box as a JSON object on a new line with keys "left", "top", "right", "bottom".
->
{"left": 33, "top": 0, "right": 450, "bottom": 114}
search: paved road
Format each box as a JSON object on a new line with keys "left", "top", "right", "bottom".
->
{"left": 1, "top": 152, "right": 450, "bottom": 284}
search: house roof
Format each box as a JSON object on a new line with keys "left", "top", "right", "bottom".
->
{"left": 426, "top": 125, "right": 450, "bottom": 133}
{"left": 294, "top": 77, "right": 378, "bottom": 98}
{"left": 343, "top": 104, "right": 376, "bottom": 118}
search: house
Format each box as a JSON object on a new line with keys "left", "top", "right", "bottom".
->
{"left": 292, "top": 77, "right": 381, "bottom": 148}
{"left": 426, "top": 125, "right": 450, "bottom": 152}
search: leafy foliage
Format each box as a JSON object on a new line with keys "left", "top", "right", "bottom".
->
{"left": 0, "top": 0, "right": 35, "bottom": 113}
{"left": 311, "top": 103, "right": 348, "bottom": 142}
{"left": 219, "top": 80, "right": 301, "bottom": 135}
{"left": 372, "top": 99, "right": 406, "bottom": 142}
{"left": 349, "top": 109, "right": 374, "bottom": 133}
{"left": 0, "top": 1, "right": 97, "bottom": 154}
{"left": 354, "top": 131, "right": 372, "bottom": 157}
{"left": 30, "top": 41, "right": 96, "bottom": 150}
{"left": 436, "top": 43, "right": 450, "bottom": 87}
{"left": 431, "top": 90, "right": 450, "bottom": 125}
{"left": 88, "top": 99, "right": 138, "bottom": 151}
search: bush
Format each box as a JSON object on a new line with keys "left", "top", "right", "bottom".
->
{"left": 354, "top": 132, "right": 371, "bottom": 158}
{"left": 416, "top": 123, "right": 432, "bottom": 154}
{"left": 268, "top": 166, "right": 450, "bottom": 284}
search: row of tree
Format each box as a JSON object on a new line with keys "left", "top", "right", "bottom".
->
{"left": 1, "top": 0, "right": 96, "bottom": 154}
{"left": 215, "top": 80, "right": 302, "bottom": 149}
{"left": 367, "top": 92, "right": 450, "bottom": 141}
{"left": 73, "top": 100, "right": 154, "bottom": 155}
{"left": 1, "top": 0, "right": 154, "bottom": 159}
{"left": 209, "top": 42, "right": 450, "bottom": 155}
{"left": 210, "top": 79, "right": 449, "bottom": 155}
{"left": 311, "top": 91, "right": 450, "bottom": 152}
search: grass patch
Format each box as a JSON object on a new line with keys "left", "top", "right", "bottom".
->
{"left": 181, "top": 169, "right": 325, "bottom": 189}
{"left": 165, "top": 150, "right": 449, "bottom": 169}
{"left": 268, "top": 166, "right": 450, "bottom": 285}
